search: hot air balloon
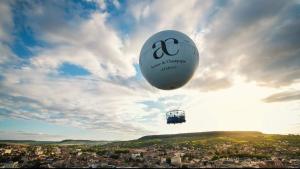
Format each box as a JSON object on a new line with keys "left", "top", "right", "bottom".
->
{"left": 139, "top": 30, "right": 199, "bottom": 90}
{"left": 139, "top": 30, "right": 199, "bottom": 124}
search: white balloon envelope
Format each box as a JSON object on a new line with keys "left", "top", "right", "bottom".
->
{"left": 139, "top": 30, "right": 199, "bottom": 90}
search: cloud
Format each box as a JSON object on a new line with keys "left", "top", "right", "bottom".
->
{"left": 0, "top": 1, "right": 20, "bottom": 65}
{"left": 0, "top": 1, "right": 14, "bottom": 42}
{"left": 0, "top": 0, "right": 219, "bottom": 138}
{"left": 0, "top": 70, "right": 153, "bottom": 135}
{"left": 263, "top": 90, "right": 300, "bottom": 103}
{"left": 21, "top": 2, "right": 135, "bottom": 78}
{"left": 0, "top": 0, "right": 155, "bottom": 139}
{"left": 202, "top": 0, "right": 300, "bottom": 87}
{"left": 112, "top": 0, "right": 120, "bottom": 9}
{"left": 188, "top": 74, "right": 232, "bottom": 92}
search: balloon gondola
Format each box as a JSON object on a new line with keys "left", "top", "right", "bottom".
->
{"left": 166, "top": 109, "right": 186, "bottom": 124}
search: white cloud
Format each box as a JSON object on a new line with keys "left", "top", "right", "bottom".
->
{"left": 0, "top": 1, "right": 13, "bottom": 42}
{"left": 0, "top": 1, "right": 154, "bottom": 139}
{"left": 30, "top": 12, "right": 135, "bottom": 78}
{"left": 112, "top": 0, "right": 120, "bottom": 9}
{"left": 201, "top": 0, "right": 300, "bottom": 87}
{"left": 263, "top": 90, "right": 300, "bottom": 103}
{"left": 0, "top": 70, "right": 154, "bottom": 138}
{"left": 0, "top": 1, "right": 19, "bottom": 65}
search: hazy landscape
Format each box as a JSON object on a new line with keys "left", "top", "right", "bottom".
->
{"left": 1, "top": 131, "right": 300, "bottom": 168}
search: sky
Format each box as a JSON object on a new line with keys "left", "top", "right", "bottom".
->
{"left": 0, "top": 0, "right": 300, "bottom": 141}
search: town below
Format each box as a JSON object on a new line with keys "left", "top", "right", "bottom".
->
{"left": 1, "top": 131, "right": 299, "bottom": 168}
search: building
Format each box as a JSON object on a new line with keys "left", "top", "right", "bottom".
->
{"left": 160, "top": 157, "right": 166, "bottom": 164}
{"left": 4, "top": 149, "right": 12, "bottom": 155}
{"left": 131, "top": 153, "right": 141, "bottom": 160}
{"left": 54, "top": 147, "right": 61, "bottom": 155}
{"left": 35, "top": 146, "right": 43, "bottom": 156}
{"left": 171, "top": 156, "right": 182, "bottom": 167}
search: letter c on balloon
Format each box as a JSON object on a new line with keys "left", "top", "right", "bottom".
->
{"left": 152, "top": 38, "right": 179, "bottom": 59}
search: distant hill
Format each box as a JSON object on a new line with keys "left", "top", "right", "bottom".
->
{"left": 0, "top": 139, "right": 111, "bottom": 145}
{"left": 2, "top": 131, "right": 298, "bottom": 147}
{"left": 58, "top": 140, "right": 111, "bottom": 145}
{"left": 139, "top": 131, "right": 264, "bottom": 140}
{"left": 107, "top": 131, "right": 298, "bottom": 148}
{"left": 0, "top": 140, "right": 54, "bottom": 145}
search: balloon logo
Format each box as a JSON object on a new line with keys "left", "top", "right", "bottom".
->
{"left": 139, "top": 30, "right": 199, "bottom": 90}
{"left": 152, "top": 38, "right": 179, "bottom": 59}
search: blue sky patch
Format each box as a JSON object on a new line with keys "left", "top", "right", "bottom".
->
{"left": 0, "top": 75, "right": 4, "bottom": 82}
{"left": 10, "top": 2, "right": 48, "bottom": 58}
{"left": 134, "top": 64, "right": 144, "bottom": 80}
{"left": 58, "top": 62, "right": 91, "bottom": 76}
{"left": 105, "top": 0, "right": 135, "bottom": 36}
